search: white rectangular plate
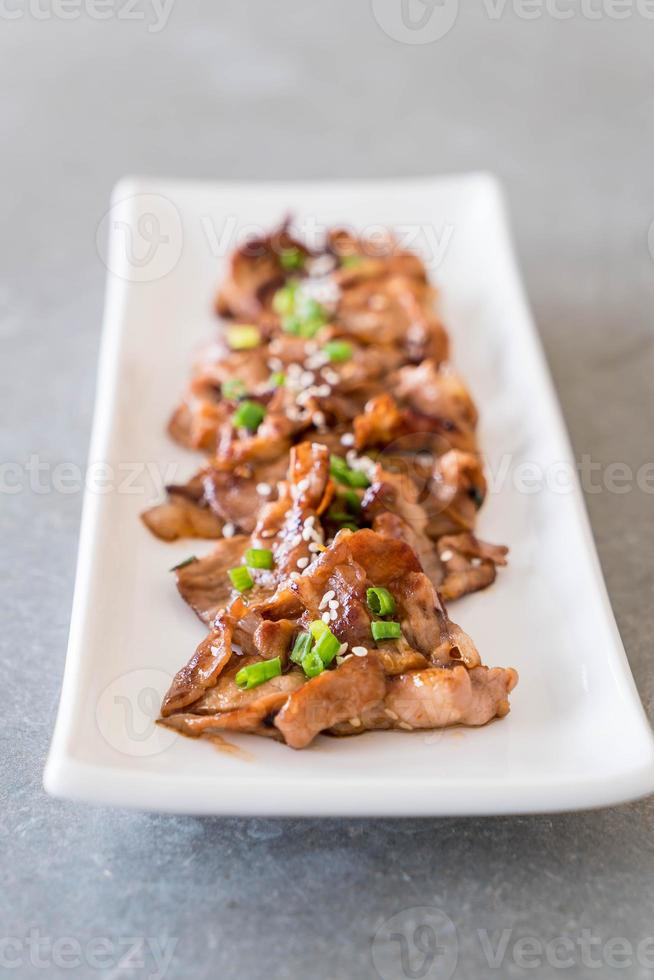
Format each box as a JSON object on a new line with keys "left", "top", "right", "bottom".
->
{"left": 44, "top": 174, "right": 654, "bottom": 815}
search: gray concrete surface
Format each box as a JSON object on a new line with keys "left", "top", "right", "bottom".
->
{"left": 2, "top": 2, "right": 654, "bottom": 978}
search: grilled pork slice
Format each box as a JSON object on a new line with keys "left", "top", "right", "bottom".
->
{"left": 159, "top": 516, "right": 513, "bottom": 747}
{"left": 274, "top": 655, "right": 386, "bottom": 749}
{"left": 174, "top": 536, "right": 249, "bottom": 624}
{"left": 330, "top": 664, "right": 518, "bottom": 736}
{"left": 141, "top": 493, "right": 224, "bottom": 542}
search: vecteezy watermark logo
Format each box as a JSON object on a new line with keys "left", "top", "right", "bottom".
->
{"left": 96, "top": 669, "right": 176, "bottom": 757}
{"left": 0, "top": 931, "right": 177, "bottom": 977}
{"left": 372, "top": 907, "right": 458, "bottom": 980}
{"left": 96, "top": 192, "right": 183, "bottom": 283}
{"left": 371, "top": 0, "right": 459, "bottom": 43}
{"left": 0, "top": 0, "right": 175, "bottom": 32}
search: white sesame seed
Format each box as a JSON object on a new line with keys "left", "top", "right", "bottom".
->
{"left": 289, "top": 571, "right": 300, "bottom": 581}
{"left": 322, "top": 611, "right": 331, "bottom": 624}
{"left": 223, "top": 522, "right": 235, "bottom": 538}
{"left": 300, "top": 371, "right": 316, "bottom": 387}
{"left": 340, "top": 433, "right": 355, "bottom": 447}
{"left": 338, "top": 642, "right": 348, "bottom": 655}
{"left": 268, "top": 357, "right": 283, "bottom": 372}
{"left": 313, "top": 411, "right": 326, "bottom": 427}
{"left": 297, "top": 557, "right": 309, "bottom": 569}
{"left": 324, "top": 370, "right": 340, "bottom": 386}
{"left": 352, "top": 646, "right": 368, "bottom": 657}
{"left": 256, "top": 482, "right": 272, "bottom": 496}
{"left": 385, "top": 708, "right": 399, "bottom": 720}
{"left": 349, "top": 717, "right": 362, "bottom": 728}
{"left": 316, "top": 384, "right": 331, "bottom": 398}
{"left": 319, "top": 589, "right": 335, "bottom": 609}
{"left": 398, "top": 721, "right": 413, "bottom": 731}
{"left": 296, "top": 478, "right": 310, "bottom": 493}
{"left": 471, "top": 557, "right": 483, "bottom": 567}
{"left": 305, "top": 516, "right": 315, "bottom": 527}
{"left": 440, "top": 549, "right": 453, "bottom": 562}
{"left": 329, "top": 608, "right": 337, "bottom": 621}
{"left": 328, "top": 599, "right": 339, "bottom": 610}
{"left": 308, "top": 542, "right": 322, "bottom": 552}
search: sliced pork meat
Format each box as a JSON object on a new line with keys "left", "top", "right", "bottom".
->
{"left": 438, "top": 533, "right": 509, "bottom": 602}
{"left": 141, "top": 494, "right": 224, "bottom": 542}
{"left": 274, "top": 654, "right": 387, "bottom": 749}
{"left": 150, "top": 222, "right": 516, "bottom": 751}
{"left": 202, "top": 457, "right": 288, "bottom": 534}
{"left": 175, "top": 536, "right": 249, "bottom": 623}
{"left": 215, "top": 221, "right": 310, "bottom": 321}
{"left": 331, "top": 664, "right": 518, "bottom": 735}
{"left": 427, "top": 450, "right": 487, "bottom": 537}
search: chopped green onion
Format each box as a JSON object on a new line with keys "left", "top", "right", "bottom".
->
{"left": 275, "top": 283, "right": 328, "bottom": 338}
{"left": 226, "top": 324, "right": 261, "bottom": 350}
{"left": 341, "top": 255, "right": 362, "bottom": 268}
{"left": 340, "top": 488, "right": 362, "bottom": 513}
{"left": 327, "top": 507, "right": 359, "bottom": 531}
{"left": 281, "top": 314, "right": 302, "bottom": 336}
{"left": 302, "top": 649, "right": 324, "bottom": 678}
{"left": 309, "top": 619, "right": 329, "bottom": 641}
{"left": 371, "top": 621, "right": 402, "bottom": 641}
{"left": 232, "top": 400, "right": 265, "bottom": 432}
{"left": 221, "top": 378, "right": 247, "bottom": 400}
{"left": 169, "top": 555, "right": 197, "bottom": 572}
{"left": 300, "top": 297, "right": 326, "bottom": 322}
{"left": 245, "top": 547, "right": 274, "bottom": 570}
{"left": 235, "top": 657, "right": 282, "bottom": 690}
{"left": 367, "top": 587, "right": 396, "bottom": 617}
{"left": 273, "top": 283, "right": 298, "bottom": 317}
{"left": 268, "top": 371, "right": 285, "bottom": 388}
{"left": 323, "top": 340, "right": 353, "bottom": 363}
{"left": 228, "top": 565, "right": 254, "bottom": 593}
{"left": 290, "top": 632, "right": 313, "bottom": 665}
{"left": 280, "top": 247, "right": 304, "bottom": 270}
{"left": 314, "top": 628, "right": 341, "bottom": 666}
{"left": 330, "top": 455, "right": 370, "bottom": 489}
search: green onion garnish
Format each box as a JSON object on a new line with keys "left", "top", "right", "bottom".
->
{"left": 366, "top": 587, "right": 396, "bottom": 617}
{"left": 228, "top": 566, "right": 254, "bottom": 593}
{"left": 232, "top": 400, "right": 265, "bottom": 432}
{"left": 313, "top": 628, "right": 341, "bottom": 666}
{"left": 235, "top": 656, "right": 282, "bottom": 690}
{"left": 341, "top": 255, "right": 362, "bottom": 268}
{"left": 226, "top": 324, "right": 261, "bottom": 350}
{"left": 274, "top": 283, "right": 328, "bottom": 338}
{"left": 281, "top": 314, "right": 302, "bottom": 336}
{"left": 269, "top": 371, "right": 285, "bottom": 388}
{"left": 280, "top": 247, "right": 304, "bottom": 270}
{"left": 371, "top": 621, "right": 402, "bottom": 641}
{"left": 340, "top": 488, "right": 362, "bottom": 513}
{"left": 290, "top": 632, "right": 313, "bottom": 665}
{"left": 323, "top": 340, "right": 353, "bottom": 363}
{"left": 330, "top": 455, "right": 370, "bottom": 489}
{"left": 221, "top": 378, "right": 247, "bottom": 400}
{"left": 302, "top": 649, "right": 324, "bottom": 678}
{"left": 309, "top": 619, "right": 329, "bottom": 641}
{"left": 327, "top": 507, "right": 359, "bottom": 531}
{"left": 273, "top": 283, "right": 298, "bottom": 317}
{"left": 245, "top": 547, "right": 274, "bottom": 570}
{"left": 169, "top": 555, "right": 197, "bottom": 572}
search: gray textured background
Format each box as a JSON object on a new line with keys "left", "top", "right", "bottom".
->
{"left": 2, "top": 2, "right": 654, "bottom": 978}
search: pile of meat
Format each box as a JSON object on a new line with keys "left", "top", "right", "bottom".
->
{"left": 143, "top": 222, "right": 518, "bottom": 749}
